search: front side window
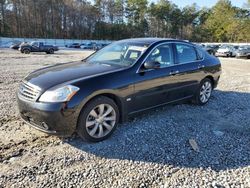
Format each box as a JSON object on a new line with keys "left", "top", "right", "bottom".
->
{"left": 176, "top": 44, "right": 198, "bottom": 64}
{"left": 86, "top": 41, "right": 149, "bottom": 67}
{"left": 145, "top": 44, "right": 174, "bottom": 68}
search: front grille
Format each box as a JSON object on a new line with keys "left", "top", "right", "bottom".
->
{"left": 19, "top": 81, "right": 41, "bottom": 101}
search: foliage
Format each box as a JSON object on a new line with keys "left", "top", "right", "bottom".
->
{"left": 0, "top": 0, "right": 249, "bottom": 42}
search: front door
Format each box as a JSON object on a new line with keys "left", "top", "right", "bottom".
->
{"left": 31, "top": 42, "right": 40, "bottom": 52}
{"left": 131, "top": 43, "right": 180, "bottom": 112}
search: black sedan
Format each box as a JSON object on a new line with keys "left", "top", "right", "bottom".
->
{"left": 17, "top": 38, "right": 221, "bottom": 142}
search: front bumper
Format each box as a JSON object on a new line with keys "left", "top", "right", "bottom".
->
{"left": 17, "top": 95, "right": 79, "bottom": 137}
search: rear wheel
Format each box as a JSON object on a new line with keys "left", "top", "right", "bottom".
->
{"left": 193, "top": 78, "right": 213, "bottom": 105}
{"left": 23, "top": 48, "right": 30, "bottom": 54}
{"left": 47, "top": 49, "right": 54, "bottom": 54}
{"left": 77, "top": 96, "right": 119, "bottom": 142}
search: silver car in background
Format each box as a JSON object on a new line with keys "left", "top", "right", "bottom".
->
{"left": 215, "top": 45, "right": 236, "bottom": 57}
{"left": 236, "top": 45, "right": 250, "bottom": 59}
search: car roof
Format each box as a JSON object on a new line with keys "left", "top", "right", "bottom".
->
{"left": 119, "top": 38, "right": 191, "bottom": 45}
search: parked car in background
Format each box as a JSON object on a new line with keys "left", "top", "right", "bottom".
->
{"left": 93, "top": 43, "right": 110, "bottom": 51}
{"left": 10, "top": 42, "right": 22, "bottom": 50}
{"left": 80, "top": 42, "right": 96, "bottom": 49}
{"left": 233, "top": 45, "right": 239, "bottom": 50}
{"left": 17, "top": 38, "right": 221, "bottom": 142}
{"left": 236, "top": 45, "right": 250, "bottom": 59}
{"left": 65, "top": 43, "right": 81, "bottom": 48}
{"left": 203, "top": 44, "right": 220, "bottom": 55}
{"left": 215, "top": 45, "right": 236, "bottom": 57}
{"left": 19, "top": 41, "right": 59, "bottom": 54}
{"left": 1, "top": 41, "right": 21, "bottom": 48}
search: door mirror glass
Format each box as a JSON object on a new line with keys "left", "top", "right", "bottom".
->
{"left": 144, "top": 61, "right": 161, "bottom": 69}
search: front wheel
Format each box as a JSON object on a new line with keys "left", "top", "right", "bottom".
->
{"left": 77, "top": 96, "right": 119, "bottom": 142}
{"left": 193, "top": 78, "right": 213, "bottom": 105}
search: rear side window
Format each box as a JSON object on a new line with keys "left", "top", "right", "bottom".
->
{"left": 175, "top": 44, "right": 198, "bottom": 64}
{"left": 196, "top": 47, "right": 204, "bottom": 60}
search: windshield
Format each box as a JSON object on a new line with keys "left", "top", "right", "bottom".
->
{"left": 86, "top": 41, "right": 149, "bottom": 67}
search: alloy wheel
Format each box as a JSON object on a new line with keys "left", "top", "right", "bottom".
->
{"left": 86, "top": 104, "right": 116, "bottom": 138}
{"left": 200, "top": 81, "right": 212, "bottom": 103}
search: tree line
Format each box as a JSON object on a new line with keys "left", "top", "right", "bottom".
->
{"left": 0, "top": 0, "right": 249, "bottom": 42}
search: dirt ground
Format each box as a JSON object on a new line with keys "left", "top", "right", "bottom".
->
{"left": 0, "top": 49, "right": 249, "bottom": 187}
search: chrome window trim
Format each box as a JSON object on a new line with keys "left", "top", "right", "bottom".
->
{"left": 136, "top": 41, "right": 204, "bottom": 74}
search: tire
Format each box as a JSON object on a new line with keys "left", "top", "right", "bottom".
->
{"left": 193, "top": 78, "right": 213, "bottom": 105}
{"left": 48, "top": 49, "right": 54, "bottom": 54}
{"left": 23, "top": 48, "right": 30, "bottom": 54}
{"left": 77, "top": 96, "right": 119, "bottom": 142}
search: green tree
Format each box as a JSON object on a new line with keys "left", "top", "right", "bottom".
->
{"left": 204, "top": 0, "right": 238, "bottom": 42}
{"left": 125, "top": 0, "right": 148, "bottom": 36}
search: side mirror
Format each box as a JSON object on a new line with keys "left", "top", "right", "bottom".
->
{"left": 144, "top": 61, "right": 161, "bottom": 70}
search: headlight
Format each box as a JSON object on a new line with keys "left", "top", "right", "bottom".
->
{"left": 39, "top": 85, "right": 80, "bottom": 103}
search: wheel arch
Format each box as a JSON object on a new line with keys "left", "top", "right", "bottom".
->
{"left": 47, "top": 48, "right": 54, "bottom": 53}
{"left": 22, "top": 47, "right": 31, "bottom": 52}
{"left": 94, "top": 93, "right": 124, "bottom": 122}
{"left": 204, "top": 75, "right": 215, "bottom": 88}
{"left": 76, "top": 91, "right": 126, "bottom": 124}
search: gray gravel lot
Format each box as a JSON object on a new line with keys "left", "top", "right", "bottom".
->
{"left": 0, "top": 49, "right": 249, "bottom": 187}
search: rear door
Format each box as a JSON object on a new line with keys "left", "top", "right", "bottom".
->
{"left": 170, "top": 42, "right": 205, "bottom": 99}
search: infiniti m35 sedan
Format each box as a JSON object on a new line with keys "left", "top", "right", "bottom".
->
{"left": 17, "top": 38, "right": 221, "bottom": 142}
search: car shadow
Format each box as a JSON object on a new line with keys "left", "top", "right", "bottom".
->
{"left": 67, "top": 90, "right": 250, "bottom": 171}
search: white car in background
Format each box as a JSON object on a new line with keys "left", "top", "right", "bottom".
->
{"left": 215, "top": 45, "right": 236, "bottom": 57}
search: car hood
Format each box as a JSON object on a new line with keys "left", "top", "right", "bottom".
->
{"left": 24, "top": 61, "right": 124, "bottom": 90}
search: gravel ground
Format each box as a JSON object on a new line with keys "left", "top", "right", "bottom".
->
{"left": 0, "top": 49, "right": 249, "bottom": 188}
